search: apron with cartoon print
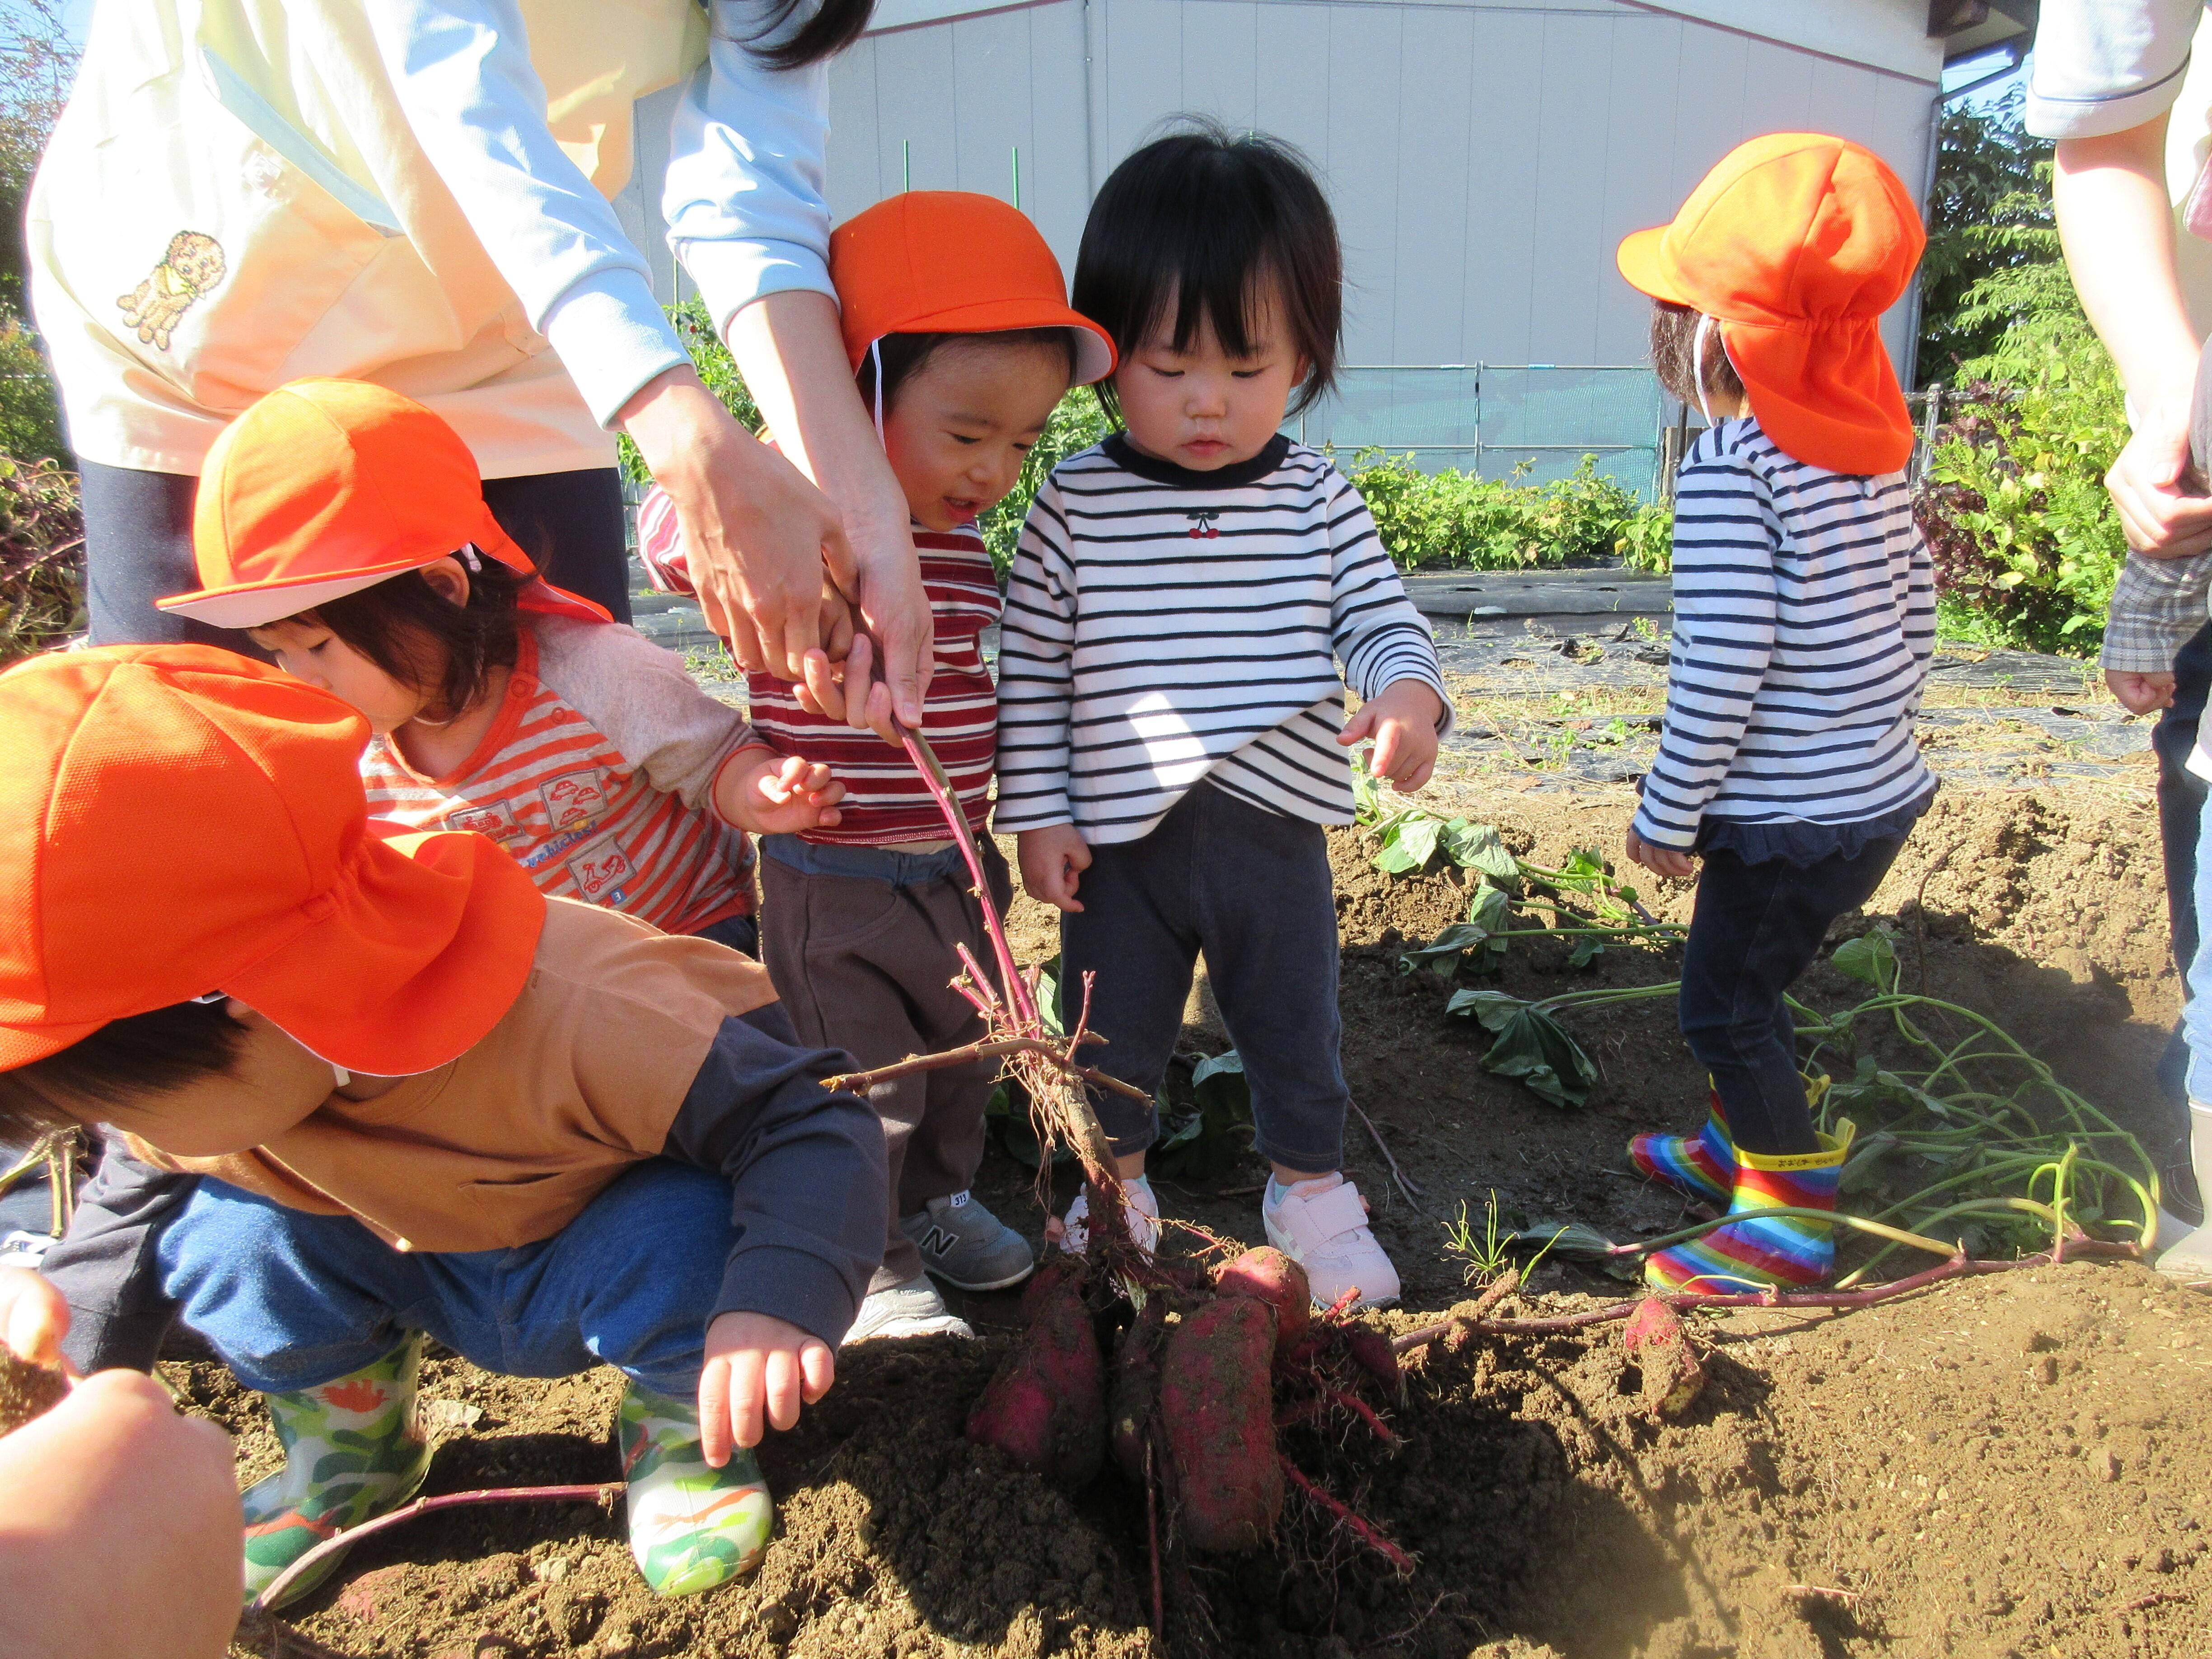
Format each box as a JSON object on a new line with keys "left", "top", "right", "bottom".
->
{"left": 27, "top": 0, "right": 707, "bottom": 477}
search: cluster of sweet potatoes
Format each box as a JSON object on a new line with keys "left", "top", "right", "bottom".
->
{"left": 968, "top": 1245, "right": 1404, "bottom": 1560}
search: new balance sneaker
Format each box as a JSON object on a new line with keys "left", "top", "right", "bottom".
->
{"left": 619, "top": 1381, "right": 772, "bottom": 1595}
{"left": 1263, "top": 1174, "right": 1400, "bottom": 1309}
{"left": 844, "top": 1273, "right": 975, "bottom": 1344}
{"left": 1057, "top": 1173, "right": 1160, "bottom": 1257}
{"left": 898, "top": 1191, "right": 1035, "bottom": 1291}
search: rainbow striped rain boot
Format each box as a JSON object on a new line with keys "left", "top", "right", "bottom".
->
{"left": 1628, "top": 1087, "right": 1737, "bottom": 1206}
{"left": 1644, "top": 1123, "right": 1856, "bottom": 1294}
{"left": 619, "top": 1381, "right": 773, "bottom": 1596}
{"left": 241, "top": 1333, "right": 432, "bottom": 1608}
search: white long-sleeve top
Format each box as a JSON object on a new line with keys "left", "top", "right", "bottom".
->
{"left": 1631, "top": 419, "right": 1936, "bottom": 853}
{"left": 995, "top": 435, "right": 1453, "bottom": 845}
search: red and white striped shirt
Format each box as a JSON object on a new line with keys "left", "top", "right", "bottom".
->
{"left": 750, "top": 525, "right": 1001, "bottom": 846}
{"left": 361, "top": 618, "right": 758, "bottom": 932}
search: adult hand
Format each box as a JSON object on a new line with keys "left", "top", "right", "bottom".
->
{"left": 0, "top": 1367, "right": 241, "bottom": 1659}
{"left": 726, "top": 292, "right": 935, "bottom": 728}
{"left": 619, "top": 365, "right": 853, "bottom": 691}
{"left": 2106, "top": 392, "right": 2212, "bottom": 558}
{"left": 1624, "top": 826, "right": 1697, "bottom": 882}
{"left": 697, "top": 1310, "right": 834, "bottom": 1464}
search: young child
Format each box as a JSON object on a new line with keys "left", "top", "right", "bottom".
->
{"left": 996, "top": 127, "right": 1452, "bottom": 1308}
{"left": 0, "top": 645, "right": 886, "bottom": 1607}
{"left": 33, "top": 378, "right": 847, "bottom": 1383}
{"left": 1615, "top": 133, "right": 1937, "bottom": 1292}
{"left": 640, "top": 192, "right": 1118, "bottom": 1342}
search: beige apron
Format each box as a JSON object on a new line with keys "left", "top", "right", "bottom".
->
{"left": 28, "top": 0, "right": 707, "bottom": 478}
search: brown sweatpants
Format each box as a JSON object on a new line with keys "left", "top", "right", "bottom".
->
{"left": 758, "top": 835, "right": 1014, "bottom": 1291}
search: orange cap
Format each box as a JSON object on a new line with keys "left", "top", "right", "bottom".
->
{"left": 1616, "top": 133, "right": 1926, "bottom": 476}
{"left": 159, "top": 379, "right": 611, "bottom": 630}
{"left": 831, "top": 192, "right": 1115, "bottom": 384}
{"left": 0, "top": 645, "right": 545, "bottom": 1075}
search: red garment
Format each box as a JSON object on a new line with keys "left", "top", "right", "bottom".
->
{"left": 748, "top": 525, "right": 1001, "bottom": 845}
{"left": 361, "top": 629, "right": 755, "bottom": 931}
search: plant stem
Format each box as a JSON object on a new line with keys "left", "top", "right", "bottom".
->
{"left": 248, "top": 1483, "right": 621, "bottom": 1614}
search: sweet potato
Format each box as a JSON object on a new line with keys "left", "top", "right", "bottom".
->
{"left": 1213, "top": 1247, "right": 1310, "bottom": 1355}
{"left": 1159, "top": 1296, "right": 1283, "bottom": 1552}
{"left": 1109, "top": 1297, "right": 1169, "bottom": 1481}
{"left": 1623, "top": 1297, "right": 1705, "bottom": 1418}
{"left": 1344, "top": 1326, "right": 1403, "bottom": 1397}
{"left": 967, "top": 1261, "right": 1105, "bottom": 1484}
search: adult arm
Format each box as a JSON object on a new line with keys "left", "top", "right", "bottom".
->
{"left": 2030, "top": 0, "right": 2212, "bottom": 554}
{"left": 666, "top": 26, "right": 933, "bottom": 725}
{"left": 367, "top": 0, "right": 857, "bottom": 688}
{"left": 1630, "top": 430, "right": 1777, "bottom": 853}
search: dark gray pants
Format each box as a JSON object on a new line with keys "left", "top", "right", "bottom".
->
{"left": 1060, "top": 784, "right": 1350, "bottom": 1173}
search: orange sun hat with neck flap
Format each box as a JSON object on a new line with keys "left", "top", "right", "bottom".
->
{"left": 0, "top": 645, "right": 545, "bottom": 1075}
{"left": 830, "top": 191, "right": 1116, "bottom": 385}
{"left": 159, "top": 378, "right": 612, "bottom": 631}
{"left": 1616, "top": 133, "right": 1926, "bottom": 477}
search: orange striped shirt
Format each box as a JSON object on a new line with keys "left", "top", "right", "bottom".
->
{"left": 745, "top": 525, "right": 1001, "bottom": 846}
{"left": 361, "top": 623, "right": 756, "bottom": 933}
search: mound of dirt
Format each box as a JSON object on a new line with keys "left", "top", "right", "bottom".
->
{"left": 206, "top": 784, "right": 2212, "bottom": 1658}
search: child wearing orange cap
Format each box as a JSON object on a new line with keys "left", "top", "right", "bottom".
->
{"left": 1613, "top": 134, "right": 1939, "bottom": 1293}
{"left": 31, "top": 377, "right": 852, "bottom": 1386}
{"left": 996, "top": 126, "right": 1453, "bottom": 1309}
{"left": 639, "top": 192, "right": 1116, "bottom": 1342}
{"left": 0, "top": 645, "right": 887, "bottom": 1608}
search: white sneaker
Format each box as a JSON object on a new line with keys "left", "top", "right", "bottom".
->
{"left": 1263, "top": 1174, "right": 1400, "bottom": 1309}
{"left": 843, "top": 1274, "right": 974, "bottom": 1345}
{"left": 1058, "top": 1174, "right": 1160, "bottom": 1257}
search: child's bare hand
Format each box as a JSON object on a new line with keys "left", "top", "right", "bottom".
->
{"left": 0, "top": 1266, "right": 68, "bottom": 1373}
{"left": 716, "top": 748, "right": 846, "bottom": 835}
{"left": 2107, "top": 668, "right": 2177, "bottom": 714}
{"left": 1019, "top": 824, "right": 1092, "bottom": 912}
{"left": 1338, "top": 679, "right": 1445, "bottom": 792}
{"left": 699, "top": 1311, "right": 835, "bottom": 1463}
{"left": 1624, "top": 826, "right": 1697, "bottom": 881}
{"left": 828, "top": 632, "right": 903, "bottom": 744}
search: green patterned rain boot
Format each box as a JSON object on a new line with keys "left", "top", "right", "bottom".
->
{"left": 619, "top": 1380, "right": 773, "bottom": 1596}
{"left": 242, "top": 1333, "right": 432, "bottom": 1608}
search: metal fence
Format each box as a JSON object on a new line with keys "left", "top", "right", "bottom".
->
{"left": 1288, "top": 364, "right": 1665, "bottom": 494}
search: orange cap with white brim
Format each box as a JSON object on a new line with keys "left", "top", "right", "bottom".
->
{"left": 159, "top": 379, "right": 612, "bottom": 630}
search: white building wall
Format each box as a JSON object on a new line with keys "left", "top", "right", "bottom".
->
{"left": 617, "top": 0, "right": 1941, "bottom": 375}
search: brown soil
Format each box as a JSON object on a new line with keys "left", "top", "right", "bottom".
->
{"left": 214, "top": 784, "right": 2212, "bottom": 1659}
{"left": 0, "top": 1343, "right": 66, "bottom": 1435}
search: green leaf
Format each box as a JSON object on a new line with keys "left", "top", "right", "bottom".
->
{"left": 1448, "top": 993, "right": 1598, "bottom": 1108}
{"left": 1831, "top": 928, "right": 1898, "bottom": 991}
{"left": 1568, "top": 934, "right": 1604, "bottom": 968}
{"left": 1398, "top": 920, "right": 1496, "bottom": 977}
{"left": 1441, "top": 819, "right": 1519, "bottom": 882}
{"left": 1155, "top": 1051, "right": 1256, "bottom": 1178}
{"left": 1501, "top": 1219, "right": 1617, "bottom": 1261}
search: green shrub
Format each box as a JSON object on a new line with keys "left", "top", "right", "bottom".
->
{"left": 0, "top": 450, "right": 82, "bottom": 662}
{"left": 616, "top": 299, "right": 762, "bottom": 486}
{"left": 978, "top": 386, "right": 1111, "bottom": 576}
{"left": 1347, "top": 450, "right": 1670, "bottom": 571}
{"left": 0, "top": 304, "right": 65, "bottom": 465}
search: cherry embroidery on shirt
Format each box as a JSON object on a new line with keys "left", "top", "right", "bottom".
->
{"left": 1186, "top": 509, "right": 1221, "bottom": 539}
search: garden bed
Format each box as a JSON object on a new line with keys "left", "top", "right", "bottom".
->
{"left": 210, "top": 787, "right": 2212, "bottom": 1659}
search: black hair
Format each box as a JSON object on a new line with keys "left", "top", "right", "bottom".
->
{"left": 303, "top": 557, "right": 530, "bottom": 724}
{"left": 1073, "top": 120, "right": 1342, "bottom": 421}
{"left": 854, "top": 328, "right": 1080, "bottom": 413}
{"left": 1649, "top": 300, "right": 1745, "bottom": 410}
{"left": 0, "top": 1000, "right": 247, "bottom": 1140}
{"left": 715, "top": 0, "right": 875, "bottom": 73}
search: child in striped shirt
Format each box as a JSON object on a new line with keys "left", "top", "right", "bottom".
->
{"left": 997, "top": 126, "right": 1452, "bottom": 1309}
{"left": 33, "top": 379, "right": 851, "bottom": 1387}
{"left": 1615, "top": 136, "right": 1937, "bottom": 1294}
{"left": 641, "top": 192, "right": 1119, "bottom": 1343}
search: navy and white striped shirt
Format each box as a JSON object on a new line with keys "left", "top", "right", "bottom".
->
{"left": 996, "top": 434, "right": 1451, "bottom": 844}
{"left": 1632, "top": 419, "right": 1936, "bottom": 852}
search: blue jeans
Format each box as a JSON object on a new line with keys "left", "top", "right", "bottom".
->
{"left": 154, "top": 1159, "right": 735, "bottom": 1397}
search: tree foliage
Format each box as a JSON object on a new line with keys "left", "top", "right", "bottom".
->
{"left": 0, "top": 1, "right": 77, "bottom": 463}
{"left": 1917, "top": 87, "right": 2059, "bottom": 380}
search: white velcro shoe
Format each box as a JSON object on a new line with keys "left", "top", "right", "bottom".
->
{"left": 1058, "top": 1174, "right": 1160, "bottom": 1257}
{"left": 1264, "top": 1174, "right": 1400, "bottom": 1309}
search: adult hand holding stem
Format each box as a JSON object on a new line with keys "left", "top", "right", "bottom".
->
{"left": 617, "top": 292, "right": 935, "bottom": 729}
